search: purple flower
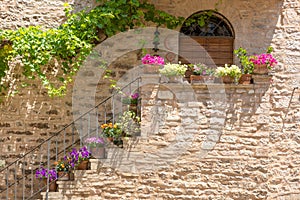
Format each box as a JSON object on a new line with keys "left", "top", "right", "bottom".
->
{"left": 35, "top": 166, "right": 57, "bottom": 181}
{"left": 65, "top": 146, "right": 91, "bottom": 168}
{"left": 85, "top": 137, "right": 105, "bottom": 147}
{"left": 130, "top": 93, "right": 139, "bottom": 99}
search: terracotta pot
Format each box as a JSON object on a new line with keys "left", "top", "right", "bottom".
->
{"left": 43, "top": 179, "right": 57, "bottom": 192}
{"left": 185, "top": 70, "right": 193, "bottom": 82}
{"left": 57, "top": 171, "right": 70, "bottom": 181}
{"left": 221, "top": 76, "right": 234, "bottom": 84}
{"left": 239, "top": 74, "right": 252, "bottom": 84}
{"left": 76, "top": 160, "right": 89, "bottom": 170}
{"left": 190, "top": 75, "right": 203, "bottom": 83}
{"left": 143, "top": 64, "right": 160, "bottom": 74}
{"left": 90, "top": 147, "right": 106, "bottom": 159}
{"left": 107, "top": 137, "right": 114, "bottom": 142}
{"left": 253, "top": 64, "right": 268, "bottom": 74}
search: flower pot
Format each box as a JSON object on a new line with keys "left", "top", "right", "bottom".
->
{"left": 76, "top": 160, "right": 89, "bottom": 170}
{"left": 253, "top": 64, "right": 268, "bottom": 74}
{"left": 190, "top": 75, "right": 203, "bottom": 83}
{"left": 43, "top": 179, "right": 58, "bottom": 192}
{"left": 113, "top": 138, "right": 123, "bottom": 148}
{"left": 143, "top": 64, "right": 160, "bottom": 74}
{"left": 239, "top": 74, "right": 252, "bottom": 84}
{"left": 90, "top": 147, "right": 106, "bottom": 159}
{"left": 221, "top": 76, "right": 234, "bottom": 84}
{"left": 107, "top": 137, "right": 114, "bottom": 142}
{"left": 168, "top": 76, "right": 183, "bottom": 83}
{"left": 185, "top": 69, "right": 193, "bottom": 82}
{"left": 57, "top": 171, "right": 70, "bottom": 181}
{"left": 129, "top": 104, "right": 138, "bottom": 114}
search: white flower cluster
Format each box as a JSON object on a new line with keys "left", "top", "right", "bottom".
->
{"left": 159, "top": 62, "right": 187, "bottom": 77}
{"left": 215, "top": 64, "right": 242, "bottom": 79}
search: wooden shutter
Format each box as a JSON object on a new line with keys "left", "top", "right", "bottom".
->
{"left": 179, "top": 36, "right": 234, "bottom": 67}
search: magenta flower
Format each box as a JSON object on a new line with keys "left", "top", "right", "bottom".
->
{"left": 122, "top": 92, "right": 139, "bottom": 105}
{"left": 130, "top": 93, "right": 139, "bottom": 99}
{"left": 249, "top": 53, "right": 278, "bottom": 69}
{"left": 141, "top": 54, "right": 164, "bottom": 65}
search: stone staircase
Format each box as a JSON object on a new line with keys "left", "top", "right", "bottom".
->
{"left": 41, "top": 159, "right": 102, "bottom": 200}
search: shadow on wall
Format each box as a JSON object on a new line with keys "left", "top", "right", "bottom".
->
{"left": 221, "top": 0, "right": 284, "bottom": 54}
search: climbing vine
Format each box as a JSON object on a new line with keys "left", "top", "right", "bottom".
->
{"left": 0, "top": 0, "right": 184, "bottom": 97}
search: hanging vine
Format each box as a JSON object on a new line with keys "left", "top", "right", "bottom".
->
{"left": 0, "top": 0, "right": 184, "bottom": 97}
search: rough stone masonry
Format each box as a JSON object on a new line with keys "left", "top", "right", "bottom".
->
{"left": 1, "top": 0, "right": 300, "bottom": 199}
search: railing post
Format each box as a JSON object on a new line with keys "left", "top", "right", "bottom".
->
{"left": 22, "top": 157, "right": 25, "bottom": 200}
{"left": 14, "top": 162, "right": 17, "bottom": 200}
{"left": 46, "top": 140, "right": 51, "bottom": 200}
{"left": 6, "top": 169, "right": 8, "bottom": 199}
{"left": 63, "top": 128, "right": 66, "bottom": 156}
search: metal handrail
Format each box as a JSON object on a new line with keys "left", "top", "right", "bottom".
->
{"left": 0, "top": 77, "right": 141, "bottom": 199}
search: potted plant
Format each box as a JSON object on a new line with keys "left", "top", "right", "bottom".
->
{"left": 66, "top": 146, "right": 91, "bottom": 170}
{"left": 215, "top": 64, "right": 242, "bottom": 84}
{"left": 234, "top": 47, "right": 254, "bottom": 84}
{"left": 189, "top": 63, "right": 215, "bottom": 83}
{"left": 141, "top": 54, "right": 165, "bottom": 74}
{"left": 122, "top": 92, "right": 139, "bottom": 105}
{"left": 101, "top": 122, "right": 123, "bottom": 146}
{"left": 35, "top": 166, "right": 58, "bottom": 192}
{"left": 85, "top": 137, "right": 106, "bottom": 159}
{"left": 159, "top": 62, "right": 187, "bottom": 83}
{"left": 249, "top": 46, "right": 278, "bottom": 74}
{"left": 118, "top": 110, "right": 141, "bottom": 138}
{"left": 54, "top": 160, "right": 71, "bottom": 180}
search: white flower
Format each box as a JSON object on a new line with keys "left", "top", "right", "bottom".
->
{"left": 159, "top": 63, "right": 187, "bottom": 77}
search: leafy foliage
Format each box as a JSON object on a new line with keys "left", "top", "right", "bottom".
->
{"left": 0, "top": 0, "right": 184, "bottom": 97}
{"left": 234, "top": 47, "right": 254, "bottom": 74}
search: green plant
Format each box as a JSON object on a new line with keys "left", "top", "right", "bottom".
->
{"left": 190, "top": 63, "right": 215, "bottom": 76}
{"left": 85, "top": 137, "right": 105, "bottom": 147}
{"left": 215, "top": 64, "right": 242, "bottom": 79}
{"left": 100, "top": 122, "right": 122, "bottom": 138}
{"left": 249, "top": 47, "right": 278, "bottom": 70}
{"left": 234, "top": 47, "right": 254, "bottom": 74}
{"left": 54, "top": 160, "right": 70, "bottom": 172}
{"left": 118, "top": 110, "right": 141, "bottom": 137}
{"left": 159, "top": 62, "right": 187, "bottom": 77}
{"left": 0, "top": 0, "right": 184, "bottom": 97}
{"left": 122, "top": 92, "right": 139, "bottom": 105}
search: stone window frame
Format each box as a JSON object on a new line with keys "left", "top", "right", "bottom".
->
{"left": 179, "top": 10, "right": 235, "bottom": 67}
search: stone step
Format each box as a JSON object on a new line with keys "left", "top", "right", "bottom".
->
{"left": 41, "top": 192, "right": 64, "bottom": 200}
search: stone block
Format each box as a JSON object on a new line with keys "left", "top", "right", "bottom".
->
{"left": 157, "top": 90, "right": 174, "bottom": 100}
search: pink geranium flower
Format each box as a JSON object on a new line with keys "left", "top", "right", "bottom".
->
{"left": 249, "top": 53, "right": 278, "bottom": 69}
{"left": 141, "top": 54, "right": 164, "bottom": 65}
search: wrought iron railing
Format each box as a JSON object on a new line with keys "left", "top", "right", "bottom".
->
{"left": 0, "top": 77, "right": 141, "bottom": 200}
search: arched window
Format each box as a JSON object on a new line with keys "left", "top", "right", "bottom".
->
{"left": 179, "top": 10, "right": 234, "bottom": 67}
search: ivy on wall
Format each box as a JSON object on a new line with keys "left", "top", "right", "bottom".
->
{"left": 0, "top": 0, "right": 184, "bottom": 97}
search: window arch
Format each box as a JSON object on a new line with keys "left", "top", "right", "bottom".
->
{"left": 179, "top": 10, "right": 234, "bottom": 68}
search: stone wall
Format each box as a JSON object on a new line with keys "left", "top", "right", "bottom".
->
{"left": 1, "top": 0, "right": 300, "bottom": 199}
{"left": 41, "top": 82, "right": 299, "bottom": 199}
{"left": 0, "top": 0, "right": 97, "bottom": 29}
